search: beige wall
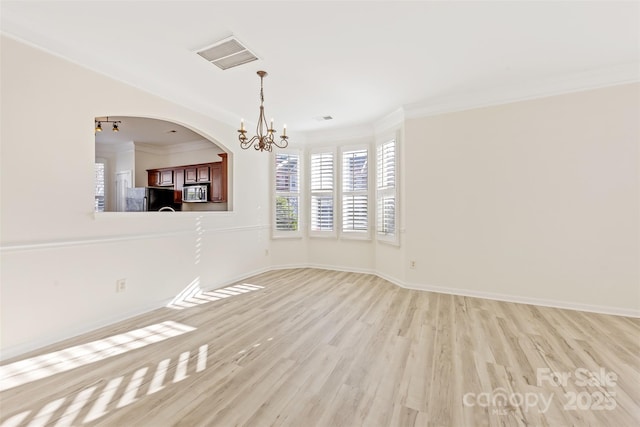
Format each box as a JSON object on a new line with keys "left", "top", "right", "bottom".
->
{"left": 404, "top": 84, "right": 639, "bottom": 312}
{"left": 1, "top": 34, "right": 637, "bottom": 360}
{"left": 0, "top": 36, "right": 271, "bottom": 359}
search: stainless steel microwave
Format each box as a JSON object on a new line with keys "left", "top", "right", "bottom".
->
{"left": 182, "top": 185, "right": 208, "bottom": 202}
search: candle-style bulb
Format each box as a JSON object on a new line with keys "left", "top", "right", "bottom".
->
{"left": 283, "top": 124, "right": 287, "bottom": 136}
{"left": 240, "top": 119, "right": 244, "bottom": 131}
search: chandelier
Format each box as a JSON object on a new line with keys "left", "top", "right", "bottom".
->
{"left": 238, "top": 71, "right": 288, "bottom": 152}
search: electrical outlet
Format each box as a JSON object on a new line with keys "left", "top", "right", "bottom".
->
{"left": 116, "top": 278, "right": 127, "bottom": 293}
{"left": 410, "top": 260, "right": 416, "bottom": 269}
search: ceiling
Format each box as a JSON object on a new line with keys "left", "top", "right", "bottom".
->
{"left": 2, "top": 1, "right": 638, "bottom": 139}
{"left": 94, "top": 116, "right": 209, "bottom": 146}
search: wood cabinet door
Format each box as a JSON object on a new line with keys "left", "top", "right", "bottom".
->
{"left": 148, "top": 171, "right": 160, "bottom": 186}
{"left": 185, "top": 166, "right": 210, "bottom": 183}
{"left": 184, "top": 167, "right": 197, "bottom": 184}
{"left": 197, "top": 166, "right": 210, "bottom": 182}
{"left": 174, "top": 168, "right": 184, "bottom": 203}
{"left": 210, "top": 163, "right": 222, "bottom": 202}
{"left": 159, "top": 170, "right": 173, "bottom": 186}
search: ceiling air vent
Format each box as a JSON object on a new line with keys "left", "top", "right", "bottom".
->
{"left": 197, "top": 37, "right": 258, "bottom": 70}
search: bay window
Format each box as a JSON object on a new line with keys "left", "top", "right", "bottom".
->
{"left": 274, "top": 152, "right": 301, "bottom": 236}
{"left": 342, "top": 148, "right": 369, "bottom": 237}
{"left": 310, "top": 150, "right": 335, "bottom": 235}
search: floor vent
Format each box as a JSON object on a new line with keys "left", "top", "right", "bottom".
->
{"left": 197, "top": 37, "right": 258, "bottom": 70}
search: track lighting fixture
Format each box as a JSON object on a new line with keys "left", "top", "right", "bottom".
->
{"left": 95, "top": 117, "right": 122, "bottom": 133}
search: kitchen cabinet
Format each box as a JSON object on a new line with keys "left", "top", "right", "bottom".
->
{"left": 148, "top": 169, "right": 174, "bottom": 187}
{"left": 185, "top": 165, "right": 210, "bottom": 184}
{"left": 148, "top": 171, "right": 160, "bottom": 187}
{"left": 173, "top": 169, "right": 184, "bottom": 203}
{"left": 210, "top": 153, "right": 227, "bottom": 202}
{"left": 159, "top": 170, "right": 174, "bottom": 186}
{"left": 146, "top": 153, "right": 228, "bottom": 204}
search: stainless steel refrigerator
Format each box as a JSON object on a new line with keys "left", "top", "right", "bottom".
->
{"left": 125, "top": 187, "right": 178, "bottom": 212}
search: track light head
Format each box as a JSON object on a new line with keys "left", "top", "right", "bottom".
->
{"left": 95, "top": 122, "right": 103, "bottom": 132}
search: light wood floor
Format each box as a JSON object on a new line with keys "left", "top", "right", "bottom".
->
{"left": 1, "top": 268, "right": 639, "bottom": 426}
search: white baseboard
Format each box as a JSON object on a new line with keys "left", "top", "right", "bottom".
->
{"left": 273, "top": 263, "right": 640, "bottom": 318}
{"left": 386, "top": 276, "right": 639, "bottom": 318}
{"left": 4, "top": 264, "right": 637, "bottom": 361}
{"left": 0, "top": 296, "right": 174, "bottom": 362}
{"left": 0, "top": 265, "right": 273, "bottom": 362}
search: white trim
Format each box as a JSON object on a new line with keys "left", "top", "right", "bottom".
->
{"left": 95, "top": 140, "right": 135, "bottom": 154}
{"left": 134, "top": 140, "right": 221, "bottom": 155}
{"left": 93, "top": 210, "right": 236, "bottom": 220}
{"left": 0, "top": 264, "right": 272, "bottom": 361}
{"left": 373, "top": 108, "right": 405, "bottom": 135}
{"left": 306, "top": 263, "right": 376, "bottom": 275}
{"left": 268, "top": 264, "right": 639, "bottom": 318}
{"left": 270, "top": 235, "right": 304, "bottom": 241}
{"left": 0, "top": 296, "right": 175, "bottom": 361}
{"left": 340, "top": 145, "right": 371, "bottom": 239}
{"left": 272, "top": 149, "right": 303, "bottom": 239}
{"left": 395, "top": 279, "right": 640, "bottom": 319}
{"left": 303, "top": 123, "right": 374, "bottom": 144}
{"left": 308, "top": 147, "right": 337, "bottom": 238}
{"left": 4, "top": 263, "right": 636, "bottom": 360}
{"left": 0, "top": 225, "right": 267, "bottom": 253}
{"left": 403, "top": 63, "right": 639, "bottom": 121}
{"left": 375, "top": 136, "right": 399, "bottom": 246}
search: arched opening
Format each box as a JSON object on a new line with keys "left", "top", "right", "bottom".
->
{"left": 94, "top": 116, "right": 229, "bottom": 212}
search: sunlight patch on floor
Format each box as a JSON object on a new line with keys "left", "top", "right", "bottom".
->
{"left": 0, "top": 321, "right": 196, "bottom": 392}
{"left": 1, "top": 344, "right": 209, "bottom": 427}
{"left": 166, "top": 280, "right": 264, "bottom": 310}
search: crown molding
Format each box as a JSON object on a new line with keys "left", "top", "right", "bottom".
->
{"left": 134, "top": 140, "right": 220, "bottom": 155}
{"left": 95, "top": 140, "right": 134, "bottom": 155}
{"left": 404, "top": 62, "right": 639, "bottom": 119}
{"left": 373, "top": 108, "right": 405, "bottom": 136}
{"left": 302, "top": 123, "right": 374, "bottom": 145}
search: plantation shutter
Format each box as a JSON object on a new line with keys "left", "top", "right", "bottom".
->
{"left": 342, "top": 149, "right": 368, "bottom": 232}
{"left": 95, "top": 162, "right": 105, "bottom": 212}
{"left": 274, "top": 153, "right": 300, "bottom": 232}
{"left": 310, "top": 152, "right": 334, "bottom": 232}
{"left": 376, "top": 140, "right": 396, "bottom": 237}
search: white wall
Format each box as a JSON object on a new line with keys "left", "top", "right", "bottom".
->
{"left": 272, "top": 84, "right": 639, "bottom": 316}
{"left": 2, "top": 35, "right": 637, "bottom": 360}
{"left": 166, "top": 142, "right": 224, "bottom": 167}
{"left": 403, "top": 84, "right": 639, "bottom": 314}
{"left": 134, "top": 147, "right": 165, "bottom": 187}
{"left": 0, "top": 36, "right": 271, "bottom": 359}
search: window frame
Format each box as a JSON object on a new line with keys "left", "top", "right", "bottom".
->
{"left": 95, "top": 159, "right": 107, "bottom": 212}
{"left": 340, "top": 145, "right": 371, "bottom": 240}
{"left": 272, "top": 149, "right": 303, "bottom": 239}
{"left": 308, "top": 147, "right": 337, "bottom": 238}
{"left": 376, "top": 137, "right": 399, "bottom": 245}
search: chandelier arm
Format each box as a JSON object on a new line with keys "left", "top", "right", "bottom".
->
{"left": 272, "top": 137, "right": 289, "bottom": 149}
{"left": 239, "top": 134, "right": 258, "bottom": 150}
